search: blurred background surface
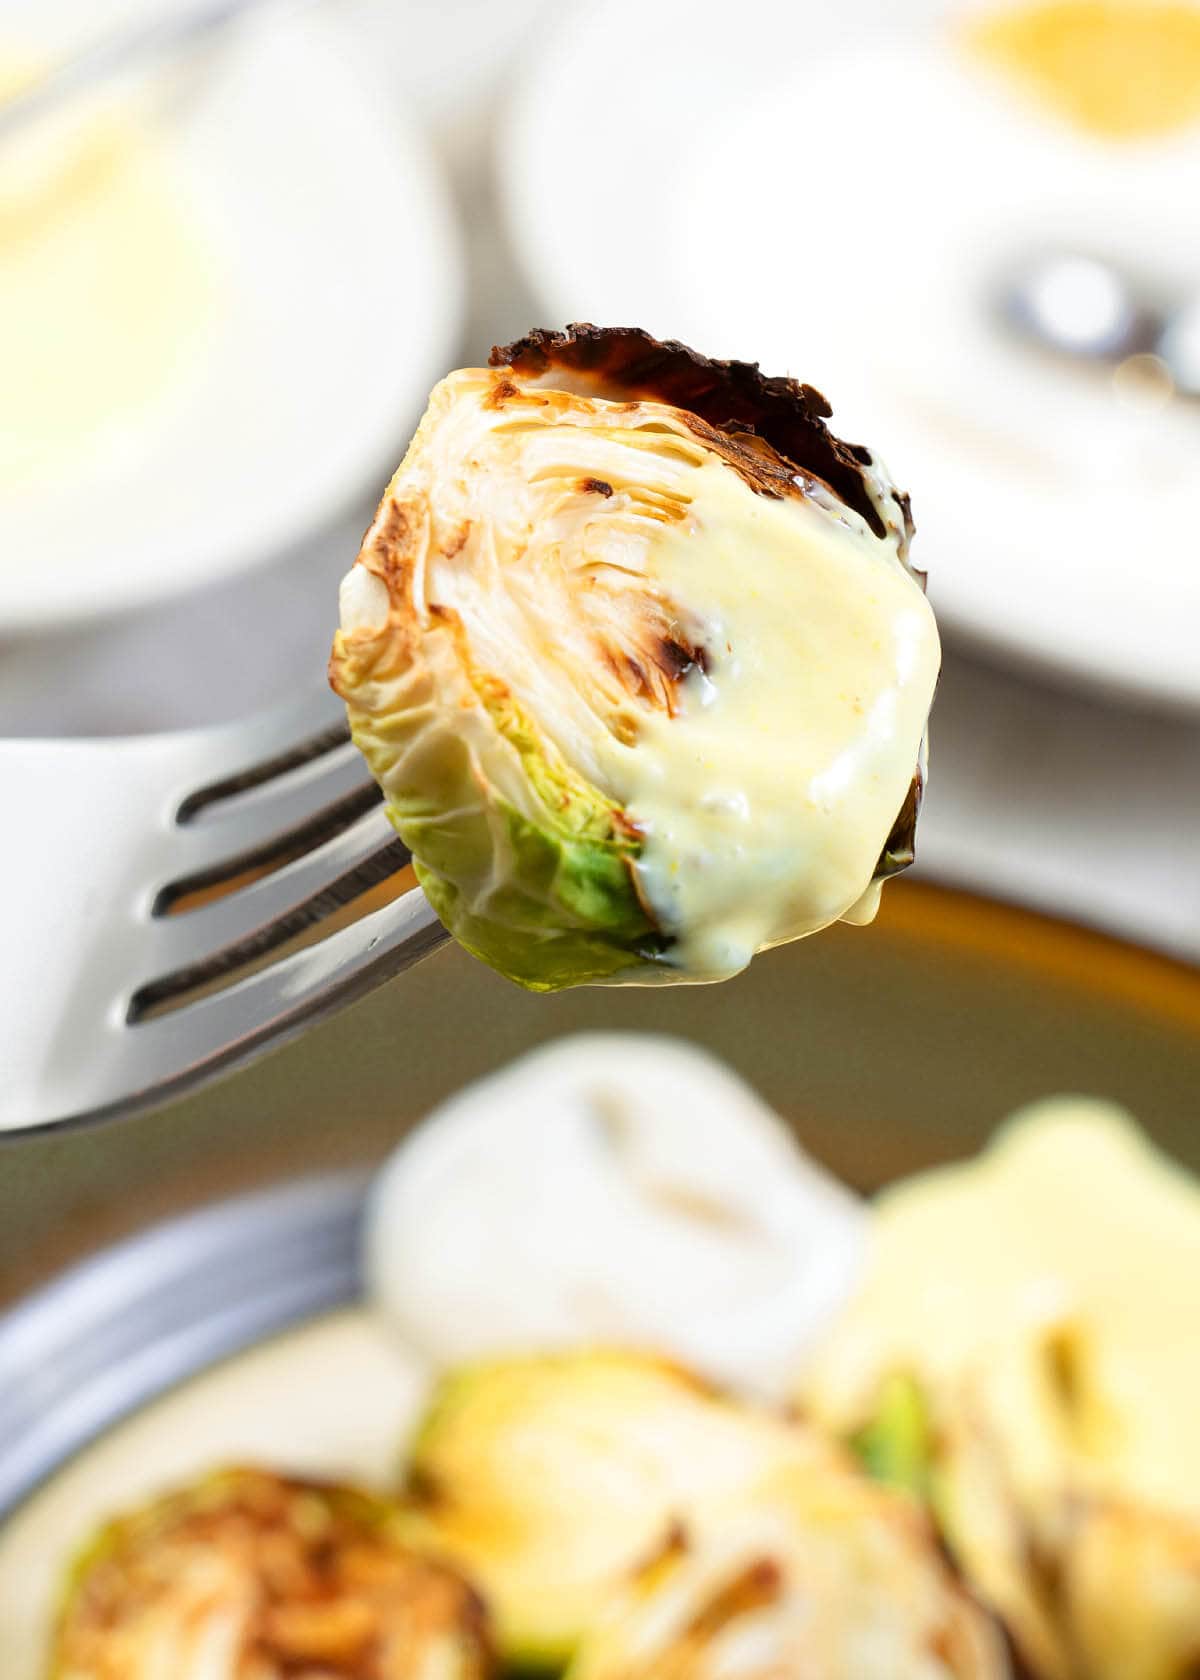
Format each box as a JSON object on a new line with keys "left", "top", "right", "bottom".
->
{"left": 2, "top": 0, "right": 1199, "bottom": 958}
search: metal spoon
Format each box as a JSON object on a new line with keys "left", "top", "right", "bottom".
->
{"left": 1001, "top": 252, "right": 1200, "bottom": 398}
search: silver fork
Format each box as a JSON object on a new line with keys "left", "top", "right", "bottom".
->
{"left": 0, "top": 690, "right": 448, "bottom": 1135}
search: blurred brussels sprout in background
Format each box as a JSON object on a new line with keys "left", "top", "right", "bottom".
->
{"left": 806, "top": 1100, "right": 1200, "bottom": 1680}
{"left": 399, "top": 1350, "right": 795, "bottom": 1667}
{"left": 50, "top": 1466, "right": 493, "bottom": 1680}
{"left": 397, "top": 1349, "right": 998, "bottom": 1675}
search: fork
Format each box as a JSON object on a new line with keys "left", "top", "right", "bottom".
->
{"left": 0, "top": 689, "right": 449, "bottom": 1135}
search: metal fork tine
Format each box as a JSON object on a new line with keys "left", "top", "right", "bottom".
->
{"left": 166, "top": 688, "right": 351, "bottom": 824}
{"left": 176, "top": 718, "right": 353, "bottom": 824}
{"left": 145, "top": 806, "right": 401, "bottom": 973}
{"left": 159, "top": 742, "right": 375, "bottom": 890}
{"left": 111, "top": 888, "right": 449, "bottom": 1122}
{"left": 203, "top": 688, "right": 349, "bottom": 777}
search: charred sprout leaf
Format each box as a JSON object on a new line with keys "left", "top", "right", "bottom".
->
{"left": 50, "top": 1466, "right": 494, "bottom": 1680}
{"left": 804, "top": 1104, "right": 1200, "bottom": 1680}
{"left": 330, "top": 325, "right": 938, "bottom": 991}
{"left": 565, "top": 1457, "right": 1007, "bottom": 1680}
{"left": 490, "top": 326, "right": 906, "bottom": 543}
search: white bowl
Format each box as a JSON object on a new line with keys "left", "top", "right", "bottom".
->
{"left": 0, "top": 0, "right": 463, "bottom": 634}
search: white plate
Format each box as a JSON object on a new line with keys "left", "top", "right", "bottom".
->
{"left": 0, "top": 0, "right": 463, "bottom": 634}
{"left": 0, "top": 1171, "right": 429, "bottom": 1676}
{"left": 501, "top": 0, "right": 1200, "bottom": 708}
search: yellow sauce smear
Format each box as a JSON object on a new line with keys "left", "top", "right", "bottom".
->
{"left": 0, "top": 58, "right": 213, "bottom": 495}
{"left": 967, "top": 0, "right": 1200, "bottom": 137}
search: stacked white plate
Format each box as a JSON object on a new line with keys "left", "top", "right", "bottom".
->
{"left": 501, "top": 0, "right": 1200, "bottom": 707}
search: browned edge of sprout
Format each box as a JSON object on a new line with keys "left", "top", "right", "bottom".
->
{"left": 491, "top": 324, "right": 909, "bottom": 544}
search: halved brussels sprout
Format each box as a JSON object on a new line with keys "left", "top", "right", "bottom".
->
{"left": 397, "top": 1350, "right": 996, "bottom": 1674}
{"left": 849, "top": 1371, "right": 934, "bottom": 1504}
{"left": 49, "top": 1466, "right": 494, "bottom": 1679}
{"left": 397, "top": 1351, "right": 843, "bottom": 1668}
{"left": 330, "top": 325, "right": 939, "bottom": 991}
{"left": 931, "top": 1351, "right": 1200, "bottom": 1680}
{"left": 848, "top": 1357, "right": 1200, "bottom": 1680}
{"left": 566, "top": 1459, "right": 1007, "bottom": 1680}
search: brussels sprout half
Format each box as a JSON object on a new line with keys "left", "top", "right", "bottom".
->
{"left": 397, "top": 1351, "right": 998, "bottom": 1676}
{"left": 330, "top": 325, "right": 935, "bottom": 992}
{"left": 565, "top": 1459, "right": 1007, "bottom": 1680}
{"left": 49, "top": 1466, "right": 494, "bottom": 1680}
{"left": 397, "top": 1351, "right": 835, "bottom": 1669}
{"left": 807, "top": 1106, "right": 1200, "bottom": 1680}
{"left": 849, "top": 1363, "right": 1200, "bottom": 1680}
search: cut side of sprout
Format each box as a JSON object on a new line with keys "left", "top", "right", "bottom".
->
{"left": 330, "top": 325, "right": 939, "bottom": 991}
{"left": 396, "top": 1350, "right": 1001, "bottom": 1676}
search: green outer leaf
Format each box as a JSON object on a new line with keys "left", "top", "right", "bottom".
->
{"left": 849, "top": 1372, "right": 934, "bottom": 1504}
{"left": 410, "top": 806, "right": 665, "bottom": 994}
{"left": 347, "top": 677, "right": 668, "bottom": 991}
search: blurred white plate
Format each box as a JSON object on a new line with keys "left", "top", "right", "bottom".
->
{"left": 0, "top": 0, "right": 462, "bottom": 634}
{"left": 502, "top": 0, "right": 1200, "bottom": 708}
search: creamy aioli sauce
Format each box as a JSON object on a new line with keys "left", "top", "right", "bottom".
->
{"left": 360, "top": 368, "right": 940, "bottom": 981}
{"left": 365, "top": 1035, "right": 866, "bottom": 1400}
{"left": 804, "top": 1099, "right": 1200, "bottom": 1516}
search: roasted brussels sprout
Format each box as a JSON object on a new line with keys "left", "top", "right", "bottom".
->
{"left": 49, "top": 1466, "right": 494, "bottom": 1679}
{"left": 806, "top": 1100, "right": 1200, "bottom": 1680}
{"left": 929, "top": 1346, "right": 1200, "bottom": 1680}
{"left": 566, "top": 1461, "right": 1007, "bottom": 1680}
{"left": 398, "top": 1350, "right": 997, "bottom": 1674}
{"left": 849, "top": 1371, "right": 933, "bottom": 1504}
{"left": 399, "top": 1351, "right": 803, "bottom": 1668}
{"left": 330, "top": 325, "right": 939, "bottom": 991}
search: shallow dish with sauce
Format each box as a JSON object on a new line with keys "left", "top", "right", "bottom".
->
{"left": 0, "top": 0, "right": 461, "bottom": 634}
{"left": 2, "top": 881, "right": 1199, "bottom": 1672}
